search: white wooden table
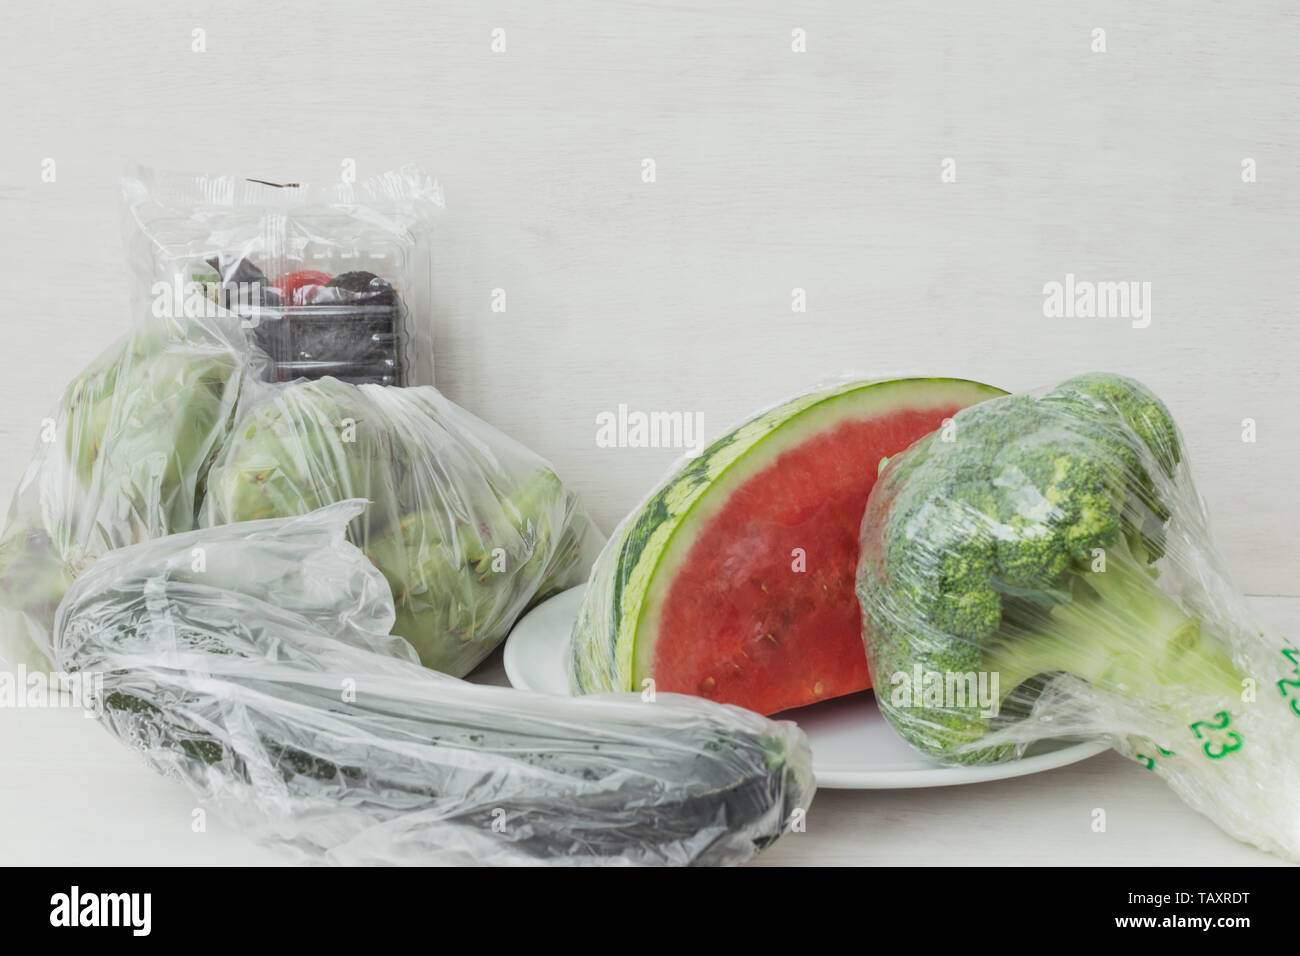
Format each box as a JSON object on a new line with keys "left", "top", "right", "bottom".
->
{"left": 1, "top": 2, "right": 1296, "bottom": 866}
{"left": 0, "top": 596, "right": 1292, "bottom": 867}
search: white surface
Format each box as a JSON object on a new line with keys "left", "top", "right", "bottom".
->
{"left": 504, "top": 585, "right": 1110, "bottom": 788}
{"left": 0, "top": 2, "right": 1297, "bottom": 865}
{"left": 1, "top": 610, "right": 1293, "bottom": 867}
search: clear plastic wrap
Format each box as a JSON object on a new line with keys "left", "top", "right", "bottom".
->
{"left": 857, "top": 372, "right": 1300, "bottom": 861}
{"left": 121, "top": 164, "right": 442, "bottom": 387}
{"left": 0, "top": 312, "right": 262, "bottom": 670}
{"left": 54, "top": 502, "right": 815, "bottom": 866}
{"left": 201, "top": 376, "right": 600, "bottom": 676}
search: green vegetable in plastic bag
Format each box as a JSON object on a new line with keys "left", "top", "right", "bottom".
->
{"left": 54, "top": 502, "right": 813, "bottom": 866}
{"left": 0, "top": 314, "right": 259, "bottom": 669}
{"left": 202, "top": 377, "right": 598, "bottom": 675}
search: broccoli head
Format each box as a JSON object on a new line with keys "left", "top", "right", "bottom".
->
{"left": 858, "top": 373, "right": 1246, "bottom": 766}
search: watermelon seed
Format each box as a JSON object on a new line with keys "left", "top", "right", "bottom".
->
{"left": 760, "top": 632, "right": 779, "bottom": 645}
{"left": 700, "top": 676, "right": 716, "bottom": 693}
{"left": 813, "top": 681, "right": 825, "bottom": 696}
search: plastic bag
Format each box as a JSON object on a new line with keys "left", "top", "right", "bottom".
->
{"left": 54, "top": 502, "right": 814, "bottom": 866}
{"left": 201, "top": 375, "right": 600, "bottom": 676}
{"left": 0, "top": 312, "right": 262, "bottom": 670}
{"left": 856, "top": 372, "right": 1300, "bottom": 861}
{"left": 121, "top": 164, "right": 441, "bottom": 387}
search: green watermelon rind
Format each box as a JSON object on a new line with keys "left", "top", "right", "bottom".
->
{"left": 569, "top": 377, "right": 1007, "bottom": 696}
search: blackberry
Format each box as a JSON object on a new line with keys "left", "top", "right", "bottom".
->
{"left": 322, "top": 270, "right": 396, "bottom": 306}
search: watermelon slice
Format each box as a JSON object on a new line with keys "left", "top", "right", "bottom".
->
{"left": 570, "top": 377, "right": 1006, "bottom": 715}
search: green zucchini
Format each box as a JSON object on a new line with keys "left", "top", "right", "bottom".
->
{"left": 56, "top": 504, "right": 814, "bottom": 866}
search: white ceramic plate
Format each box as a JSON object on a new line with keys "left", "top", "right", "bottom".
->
{"left": 504, "top": 586, "right": 1109, "bottom": 789}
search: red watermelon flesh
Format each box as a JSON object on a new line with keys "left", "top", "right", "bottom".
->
{"left": 641, "top": 384, "right": 1003, "bottom": 715}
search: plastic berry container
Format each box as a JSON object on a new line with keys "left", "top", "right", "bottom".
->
{"left": 122, "top": 166, "right": 442, "bottom": 387}
{"left": 208, "top": 261, "right": 411, "bottom": 386}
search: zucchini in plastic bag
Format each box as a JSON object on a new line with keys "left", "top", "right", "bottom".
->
{"left": 55, "top": 502, "right": 814, "bottom": 866}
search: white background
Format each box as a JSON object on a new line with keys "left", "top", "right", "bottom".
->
{"left": 0, "top": 2, "right": 1296, "bottom": 866}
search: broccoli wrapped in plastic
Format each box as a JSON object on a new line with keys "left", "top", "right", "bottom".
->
{"left": 0, "top": 314, "right": 259, "bottom": 669}
{"left": 857, "top": 372, "right": 1300, "bottom": 862}
{"left": 202, "top": 377, "right": 599, "bottom": 676}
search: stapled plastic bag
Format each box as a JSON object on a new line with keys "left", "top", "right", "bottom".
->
{"left": 0, "top": 312, "right": 262, "bottom": 669}
{"left": 54, "top": 502, "right": 815, "bottom": 866}
{"left": 121, "top": 164, "right": 442, "bottom": 387}
{"left": 201, "top": 375, "right": 600, "bottom": 676}
{"left": 856, "top": 373, "right": 1300, "bottom": 862}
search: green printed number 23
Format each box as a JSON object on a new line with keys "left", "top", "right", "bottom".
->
{"left": 1188, "top": 711, "right": 1244, "bottom": 759}
{"left": 1278, "top": 677, "right": 1300, "bottom": 717}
